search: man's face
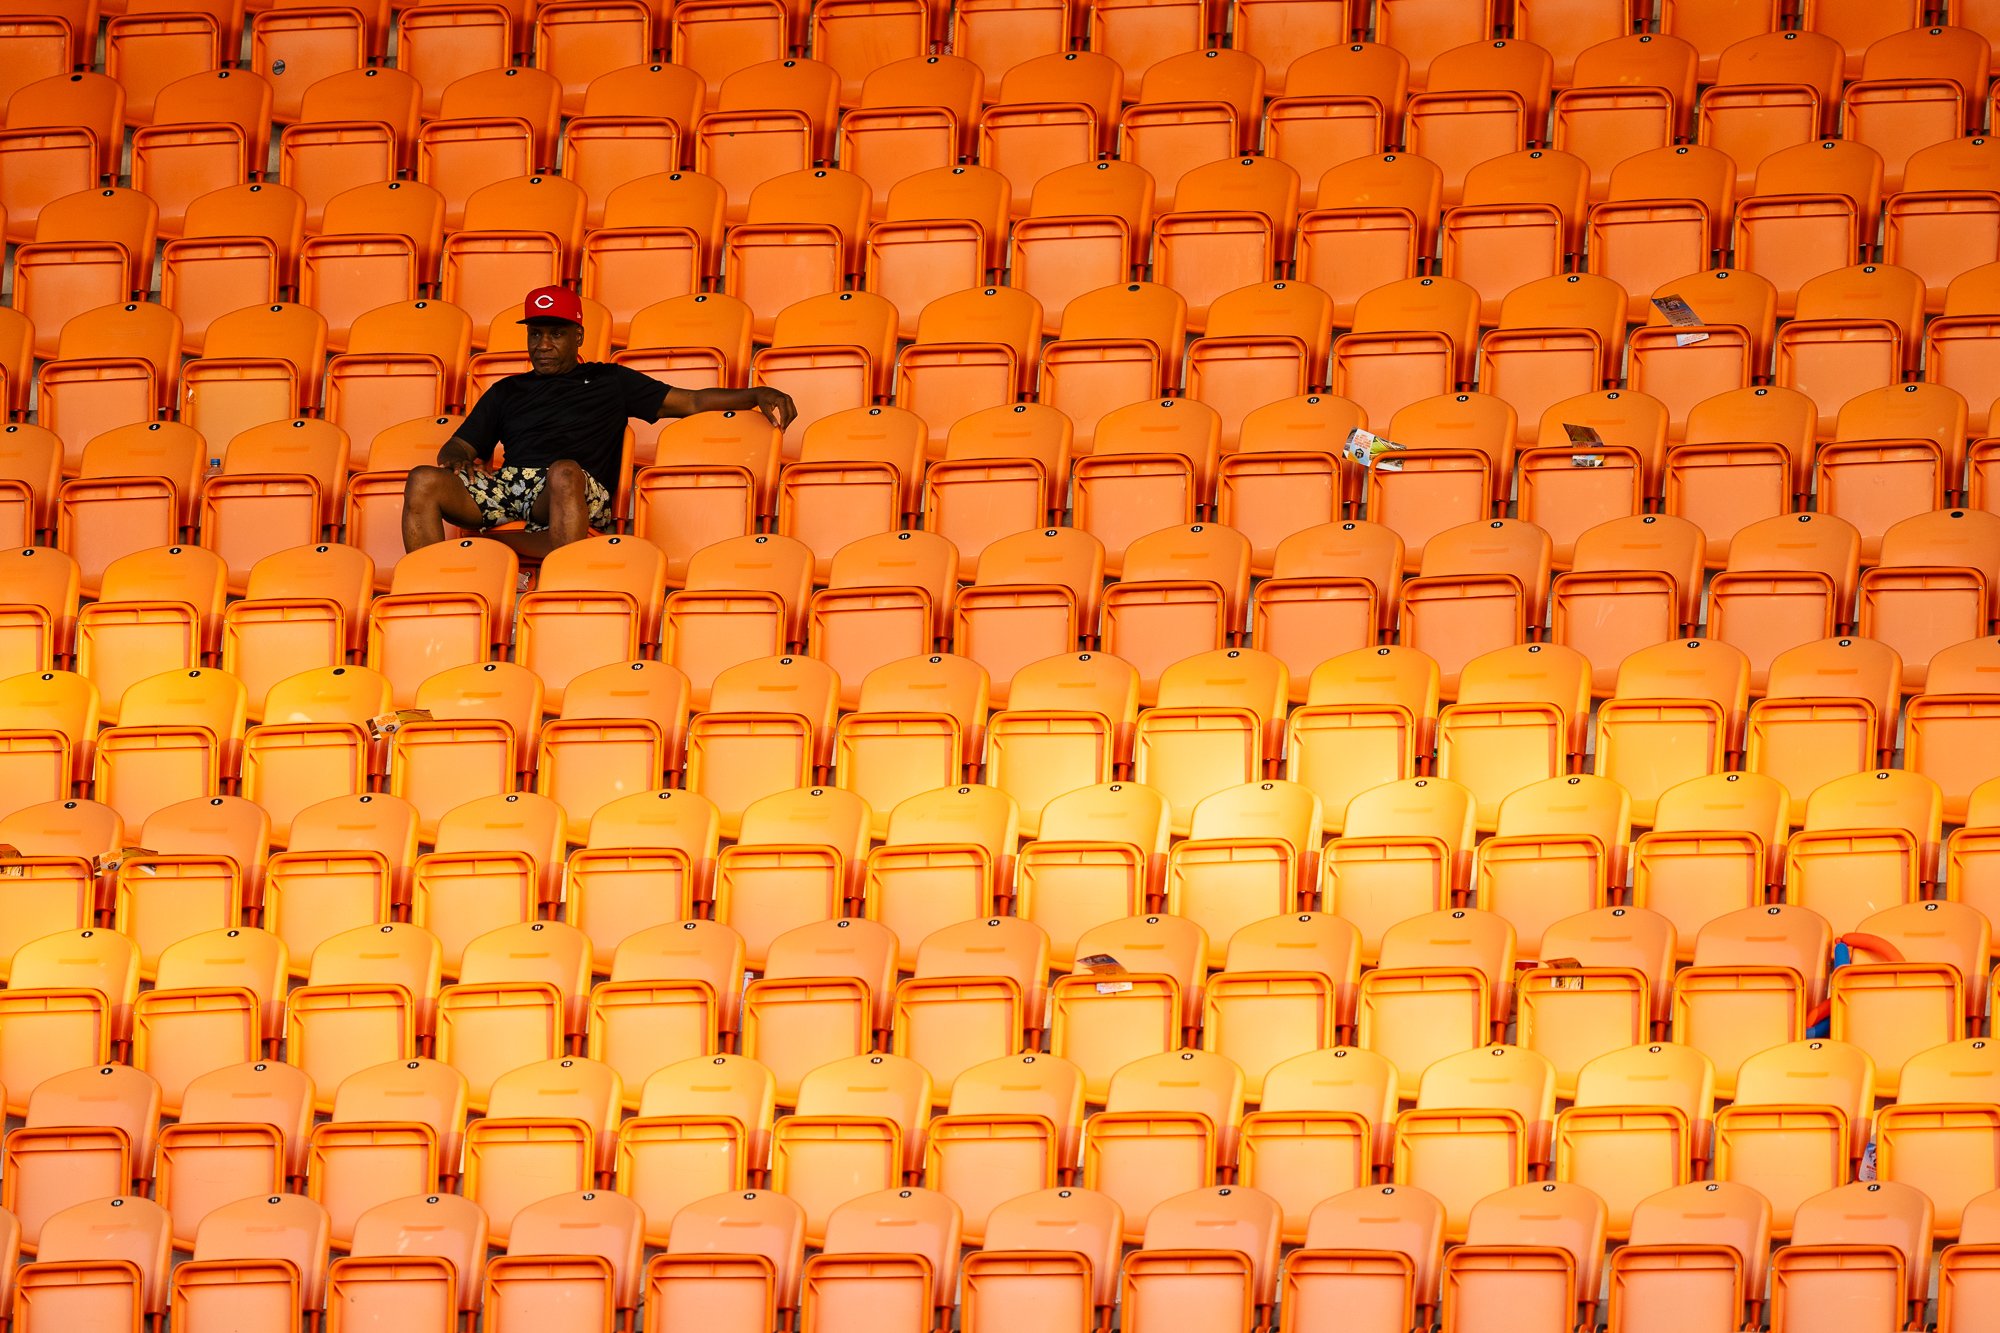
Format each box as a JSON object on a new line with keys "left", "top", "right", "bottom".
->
{"left": 526, "top": 320, "right": 584, "bottom": 375}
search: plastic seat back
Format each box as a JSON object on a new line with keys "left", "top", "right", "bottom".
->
{"left": 9, "top": 1064, "right": 161, "bottom": 1246}
{"left": 969, "top": 1185, "right": 1124, "bottom": 1316}
{"left": 1776, "top": 1179, "right": 1934, "bottom": 1328}
{"left": 1363, "top": 907, "right": 1517, "bottom": 1098}
{"left": 1054, "top": 914, "right": 1209, "bottom": 1101}
{"left": 23, "top": 1195, "right": 171, "bottom": 1324}
{"left": 337, "top": 1192, "right": 489, "bottom": 1321}
{"left": 179, "top": 1192, "right": 331, "bottom": 1317}
{"left": 1125, "top": 1184, "right": 1284, "bottom": 1323}
{"left": 1573, "top": 1040, "right": 1715, "bottom": 1127}
{"left": 809, "top": 1186, "right": 963, "bottom": 1327}
{"left": 492, "top": 1189, "right": 644, "bottom": 1318}
{"left": 1291, "top": 1184, "right": 1446, "bottom": 1331}
{"left": 1614, "top": 1179, "right": 1772, "bottom": 1332}
{"left": 1449, "top": 1181, "right": 1608, "bottom": 1327}
{"left": 1723, "top": 1037, "right": 1876, "bottom": 1228}
{"left": 658, "top": 1188, "right": 806, "bottom": 1317}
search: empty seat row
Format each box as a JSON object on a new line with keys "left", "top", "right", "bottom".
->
{"left": 6, "top": 897, "right": 2000, "bottom": 1276}
{"left": 6, "top": 756, "right": 2000, "bottom": 1113}
{"left": 2, "top": 878, "right": 1999, "bottom": 1248}
{"left": 3, "top": 1171, "right": 1991, "bottom": 1333}
{"left": 11, "top": 129, "right": 2000, "bottom": 363}
{"left": 7, "top": 552, "right": 2000, "bottom": 827}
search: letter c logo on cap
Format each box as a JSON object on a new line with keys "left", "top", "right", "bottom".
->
{"left": 535, "top": 293, "right": 555, "bottom": 309}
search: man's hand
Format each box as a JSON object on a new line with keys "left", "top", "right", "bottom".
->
{"left": 747, "top": 385, "right": 798, "bottom": 431}
{"left": 665, "top": 385, "right": 802, "bottom": 430}
{"left": 437, "top": 437, "right": 481, "bottom": 479}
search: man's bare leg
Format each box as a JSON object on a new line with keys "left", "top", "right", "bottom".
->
{"left": 482, "top": 529, "right": 563, "bottom": 559}
{"left": 402, "top": 465, "right": 489, "bottom": 552}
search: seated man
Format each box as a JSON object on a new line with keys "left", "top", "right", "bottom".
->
{"left": 402, "top": 285, "right": 798, "bottom": 556}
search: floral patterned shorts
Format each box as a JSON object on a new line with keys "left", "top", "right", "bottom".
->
{"left": 462, "top": 464, "right": 612, "bottom": 531}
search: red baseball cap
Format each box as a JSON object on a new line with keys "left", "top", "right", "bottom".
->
{"left": 519, "top": 285, "right": 584, "bottom": 326}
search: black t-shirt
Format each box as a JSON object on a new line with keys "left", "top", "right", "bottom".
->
{"left": 457, "top": 361, "right": 671, "bottom": 495}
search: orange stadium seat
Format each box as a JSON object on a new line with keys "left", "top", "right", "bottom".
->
{"left": 18, "top": 5, "right": 2000, "bottom": 1322}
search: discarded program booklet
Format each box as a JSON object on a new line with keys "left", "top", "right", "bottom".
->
{"left": 1538, "top": 957, "right": 1587, "bottom": 989}
{"left": 1343, "top": 426, "right": 1405, "bottom": 473}
{"left": 1651, "top": 294, "right": 1709, "bottom": 346}
{"left": 1561, "top": 423, "right": 1606, "bottom": 467}
{"left": 1077, "top": 953, "right": 1134, "bottom": 994}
